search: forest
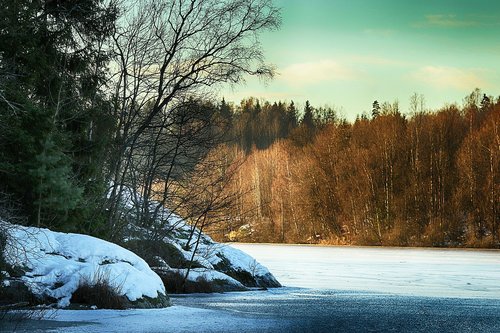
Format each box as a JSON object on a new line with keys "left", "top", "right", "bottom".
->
{"left": 0, "top": 0, "right": 498, "bottom": 252}
{"left": 204, "top": 92, "right": 500, "bottom": 248}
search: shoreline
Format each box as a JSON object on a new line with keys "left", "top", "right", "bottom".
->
{"left": 227, "top": 242, "right": 500, "bottom": 252}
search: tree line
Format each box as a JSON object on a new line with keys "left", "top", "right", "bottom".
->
{"left": 205, "top": 90, "right": 500, "bottom": 248}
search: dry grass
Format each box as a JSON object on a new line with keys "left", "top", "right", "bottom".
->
{"left": 70, "top": 269, "right": 129, "bottom": 309}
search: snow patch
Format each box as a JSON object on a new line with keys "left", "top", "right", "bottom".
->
{"left": 2, "top": 221, "right": 166, "bottom": 307}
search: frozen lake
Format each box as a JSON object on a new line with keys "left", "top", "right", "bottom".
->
{"left": 4, "top": 244, "right": 500, "bottom": 332}
{"left": 231, "top": 244, "right": 500, "bottom": 299}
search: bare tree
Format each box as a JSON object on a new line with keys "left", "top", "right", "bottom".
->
{"left": 104, "top": 0, "right": 280, "bottom": 239}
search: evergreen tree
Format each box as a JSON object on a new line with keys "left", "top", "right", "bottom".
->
{"left": 29, "top": 138, "right": 84, "bottom": 227}
{"left": 0, "top": 0, "right": 116, "bottom": 230}
{"left": 287, "top": 101, "right": 299, "bottom": 130}
{"left": 372, "top": 100, "right": 381, "bottom": 118}
{"left": 219, "top": 98, "right": 233, "bottom": 123}
{"left": 480, "top": 94, "right": 491, "bottom": 112}
{"left": 302, "top": 100, "right": 314, "bottom": 128}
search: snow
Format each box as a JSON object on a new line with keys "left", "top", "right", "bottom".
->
{"left": 1, "top": 184, "right": 280, "bottom": 308}
{"left": 125, "top": 213, "right": 277, "bottom": 287}
{"left": 152, "top": 232, "right": 278, "bottom": 288}
{"left": 162, "top": 267, "right": 245, "bottom": 289}
{"left": 172, "top": 239, "right": 277, "bottom": 287}
{"left": 132, "top": 213, "right": 276, "bottom": 286}
{"left": 2, "top": 221, "right": 166, "bottom": 307}
{"left": 232, "top": 244, "right": 500, "bottom": 299}
{"left": 215, "top": 244, "right": 270, "bottom": 277}
{"left": 169, "top": 239, "right": 273, "bottom": 278}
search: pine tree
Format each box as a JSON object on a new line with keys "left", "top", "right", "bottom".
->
{"left": 372, "top": 100, "right": 381, "bottom": 119}
{"left": 480, "top": 94, "right": 491, "bottom": 112}
{"left": 287, "top": 101, "right": 299, "bottom": 129}
{"left": 0, "top": 0, "right": 116, "bottom": 230}
{"left": 302, "top": 100, "right": 315, "bottom": 128}
{"left": 30, "top": 139, "right": 84, "bottom": 228}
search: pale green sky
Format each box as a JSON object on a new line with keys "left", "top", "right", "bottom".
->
{"left": 221, "top": 0, "right": 500, "bottom": 119}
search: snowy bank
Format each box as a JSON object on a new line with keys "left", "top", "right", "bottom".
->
{"left": 0, "top": 214, "right": 280, "bottom": 308}
{"left": 1, "top": 221, "right": 168, "bottom": 308}
{"left": 125, "top": 219, "right": 281, "bottom": 292}
{"left": 114, "top": 185, "right": 281, "bottom": 291}
{"left": 0, "top": 187, "right": 281, "bottom": 307}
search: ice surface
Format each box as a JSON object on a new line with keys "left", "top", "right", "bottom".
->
{"left": 2, "top": 306, "right": 285, "bottom": 333}
{"left": 232, "top": 244, "right": 500, "bottom": 299}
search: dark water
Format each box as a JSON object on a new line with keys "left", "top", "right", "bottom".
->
{"left": 172, "top": 288, "right": 500, "bottom": 333}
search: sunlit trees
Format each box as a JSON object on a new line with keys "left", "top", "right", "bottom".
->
{"left": 456, "top": 96, "right": 500, "bottom": 246}
{"left": 205, "top": 91, "right": 500, "bottom": 248}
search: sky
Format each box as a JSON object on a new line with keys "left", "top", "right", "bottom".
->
{"left": 220, "top": 0, "right": 500, "bottom": 120}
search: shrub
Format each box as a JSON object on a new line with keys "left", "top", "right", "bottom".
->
{"left": 0, "top": 228, "right": 7, "bottom": 295}
{"left": 353, "top": 230, "right": 382, "bottom": 246}
{"left": 70, "top": 270, "right": 129, "bottom": 309}
{"left": 465, "top": 234, "right": 497, "bottom": 248}
{"left": 160, "top": 271, "right": 184, "bottom": 294}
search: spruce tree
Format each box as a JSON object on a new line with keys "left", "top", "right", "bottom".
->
{"left": 0, "top": 0, "right": 116, "bottom": 231}
{"left": 302, "top": 101, "right": 314, "bottom": 128}
{"left": 372, "top": 100, "right": 381, "bottom": 119}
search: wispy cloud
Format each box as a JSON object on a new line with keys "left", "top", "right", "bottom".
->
{"left": 412, "top": 66, "right": 488, "bottom": 90}
{"left": 424, "top": 14, "right": 478, "bottom": 27}
{"left": 279, "top": 60, "right": 357, "bottom": 87}
{"left": 349, "top": 55, "right": 412, "bottom": 67}
{"left": 414, "top": 13, "right": 500, "bottom": 28}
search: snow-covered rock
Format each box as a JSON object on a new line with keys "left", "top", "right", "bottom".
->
{"left": 111, "top": 184, "right": 281, "bottom": 291}
{"left": 1, "top": 221, "right": 168, "bottom": 308}
{"left": 125, "top": 215, "right": 281, "bottom": 292}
